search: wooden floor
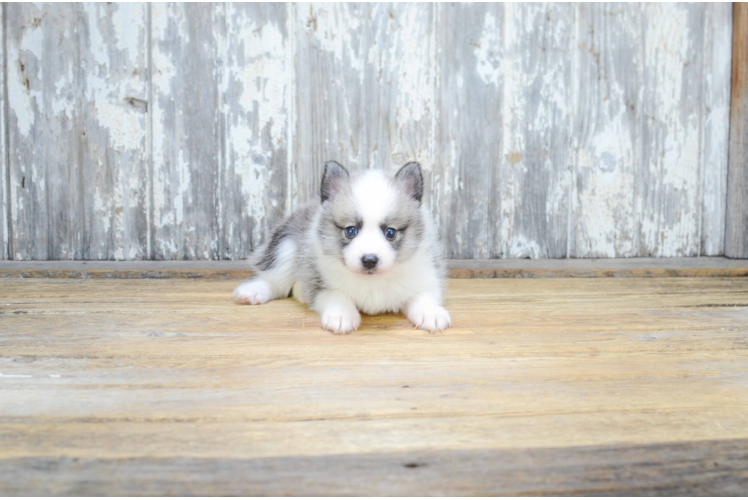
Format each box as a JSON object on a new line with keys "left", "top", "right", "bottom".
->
{"left": 1, "top": 276, "right": 748, "bottom": 495}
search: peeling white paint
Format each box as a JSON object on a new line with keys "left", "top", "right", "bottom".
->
{"left": 9, "top": 27, "right": 42, "bottom": 138}
{"left": 151, "top": 2, "right": 183, "bottom": 241}
{"left": 700, "top": 3, "right": 732, "bottom": 256}
{"left": 308, "top": 3, "right": 363, "bottom": 76}
{"left": 576, "top": 112, "right": 638, "bottom": 258}
{"left": 499, "top": 3, "right": 527, "bottom": 255}
{"left": 571, "top": 3, "right": 638, "bottom": 259}
{"left": 640, "top": 4, "right": 699, "bottom": 257}
{"left": 1, "top": 3, "right": 736, "bottom": 261}
{"left": 112, "top": 3, "right": 144, "bottom": 60}
{"left": 391, "top": 5, "right": 432, "bottom": 129}
{"left": 223, "top": 4, "right": 292, "bottom": 251}
{"left": 285, "top": 3, "right": 298, "bottom": 212}
{"left": 509, "top": 236, "right": 541, "bottom": 260}
{"left": 0, "top": 10, "right": 6, "bottom": 259}
{"left": 474, "top": 12, "right": 502, "bottom": 87}
{"left": 237, "top": 21, "right": 287, "bottom": 146}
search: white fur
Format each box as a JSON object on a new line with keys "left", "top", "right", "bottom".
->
{"left": 233, "top": 240, "right": 296, "bottom": 304}
{"left": 406, "top": 294, "right": 452, "bottom": 333}
{"left": 314, "top": 290, "right": 362, "bottom": 334}
{"left": 342, "top": 172, "right": 398, "bottom": 274}
{"left": 232, "top": 279, "right": 274, "bottom": 305}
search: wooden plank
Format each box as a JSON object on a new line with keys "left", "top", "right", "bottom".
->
{"left": 1, "top": 257, "right": 748, "bottom": 279}
{"left": 571, "top": 4, "right": 732, "bottom": 259}
{"left": 726, "top": 3, "right": 748, "bottom": 258}
{"left": 570, "top": 3, "right": 639, "bottom": 258}
{"left": 1, "top": 5, "right": 7, "bottom": 261}
{"left": 6, "top": 4, "right": 81, "bottom": 260}
{"left": 433, "top": 3, "right": 502, "bottom": 259}
{"left": 217, "top": 3, "right": 291, "bottom": 259}
{"left": 151, "top": 3, "right": 220, "bottom": 260}
{"left": 293, "top": 3, "right": 434, "bottom": 207}
{"left": 0, "top": 277, "right": 747, "bottom": 494}
{"left": 78, "top": 3, "right": 149, "bottom": 260}
{"left": 362, "top": 4, "right": 435, "bottom": 187}
{"left": 701, "top": 3, "right": 733, "bottom": 256}
{"left": 2, "top": 439, "right": 747, "bottom": 496}
{"left": 638, "top": 4, "right": 705, "bottom": 257}
{"left": 293, "top": 3, "right": 367, "bottom": 204}
{"left": 497, "top": 3, "right": 573, "bottom": 258}
{"left": 4, "top": 4, "right": 149, "bottom": 261}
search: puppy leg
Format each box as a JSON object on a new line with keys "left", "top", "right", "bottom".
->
{"left": 313, "top": 290, "right": 361, "bottom": 334}
{"left": 233, "top": 239, "right": 296, "bottom": 305}
{"left": 406, "top": 293, "right": 451, "bottom": 333}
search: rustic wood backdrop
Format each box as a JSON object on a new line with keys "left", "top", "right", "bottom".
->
{"left": 0, "top": 3, "right": 736, "bottom": 261}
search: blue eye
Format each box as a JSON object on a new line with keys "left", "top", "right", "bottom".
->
{"left": 384, "top": 228, "right": 397, "bottom": 240}
{"left": 345, "top": 226, "right": 358, "bottom": 238}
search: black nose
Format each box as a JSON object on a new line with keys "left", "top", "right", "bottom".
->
{"left": 361, "top": 254, "right": 379, "bottom": 270}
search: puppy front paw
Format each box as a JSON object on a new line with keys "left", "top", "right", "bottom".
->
{"left": 320, "top": 307, "right": 362, "bottom": 335}
{"left": 233, "top": 280, "right": 273, "bottom": 305}
{"left": 407, "top": 303, "right": 452, "bottom": 333}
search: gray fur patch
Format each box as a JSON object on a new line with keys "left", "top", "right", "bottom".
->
{"left": 386, "top": 179, "right": 426, "bottom": 263}
{"left": 252, "top": 203, "right": 316, "bottom": 272}
{"left": 317, "top": 183, "right": 361, "bottom": 264}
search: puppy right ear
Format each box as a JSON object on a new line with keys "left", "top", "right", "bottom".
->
{"left": 321, "top": 161, "right": 350, "bottom": 203}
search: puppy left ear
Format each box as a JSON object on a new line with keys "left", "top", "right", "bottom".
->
{"left": 321, "top": 161, "right": 350, "bottom": 203}
{"left": 395, "top": 162, "right": 423, "bottom": 203}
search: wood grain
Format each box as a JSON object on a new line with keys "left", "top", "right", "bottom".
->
{"left": 151, "top": 3, "right": 220, "bottom": 260}
{"left": 293, "top": 3, "right": 434, "bottom": 206}
{"left": 639, "top": 4, "right": 706, "bottom": 257}
{"left": 364, "top": 4, "right": 435, "bottom": 183}
{"left": 433, "top": 3, "right": 502, "bottom": 259}
{"left": 5, "top": 4, "right": 150, "bottom": 261}
{"left": 1, "top": 277, "right": 748, "bottom": 494}
{"left": 217, "top": 3, "right": 291, "bottom": 259}
{"left": 499, "top": 3, "right": 573, "bottom": 259}
{"left": 2, "top": 440, "right": 747, "bottom": 496}
{"left": 701, "top": 3, "right": 733, "bottom": 256}
{"left": 1, "top": 5, "right": 7, "bottom": 261}
{"left": 293, "top": 3, "right": 368, "bottom": 204}
{"left": 570, "top": 3, "right": 639, "bottom": 258}
{"left": 6, "top": 4, "right": 81, "bottom": 260}
{"left": 0, "top": 3, "right": 737, "bottom": 260}
{"left": 726, "top": 3, "right": 748, "bottom": 258}
{"left": 78, "top": 3, "right": 149, "bottom": 260}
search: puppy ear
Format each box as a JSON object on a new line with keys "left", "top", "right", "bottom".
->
{"left": 394, "top": 162, "right": 423, "bottom": 203}
{"left": 321, "top": 161, "right": 350, "bottom": 203}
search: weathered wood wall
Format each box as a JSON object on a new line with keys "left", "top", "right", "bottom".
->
{"left": 726, "top": 3, "right": 748, "bottom": 258}
{"left": 0, "top": 3, "right": 735, "bottom": 260}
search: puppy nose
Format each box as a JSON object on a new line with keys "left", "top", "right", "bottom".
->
{"left": 361, "top": 254, "right": 379, "bottom": 270}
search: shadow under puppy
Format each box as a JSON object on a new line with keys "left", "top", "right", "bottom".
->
{"left": 233, "top": 161, "right": 451, "bottom": 334}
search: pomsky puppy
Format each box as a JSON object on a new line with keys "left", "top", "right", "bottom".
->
{"left": 232, "top": 161, "right": 451, "bottom": 334}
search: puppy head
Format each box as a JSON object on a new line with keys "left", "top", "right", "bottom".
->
{"left": 318, "top": 161, "right": 425, "bottom": 276}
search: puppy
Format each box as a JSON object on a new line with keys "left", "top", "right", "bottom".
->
{"left": 232, "top": 161, "right": 451, "bottom": 334}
